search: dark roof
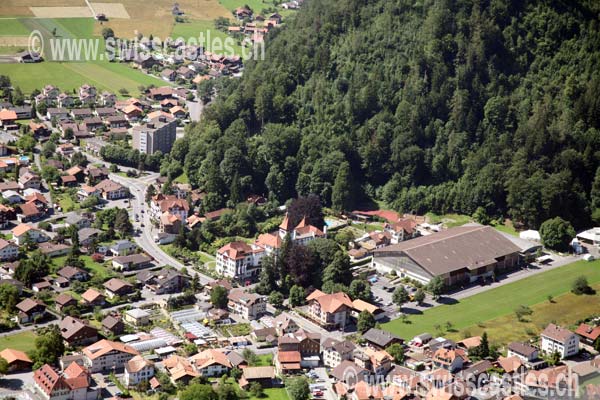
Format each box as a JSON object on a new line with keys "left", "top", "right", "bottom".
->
{"left": 373, "top": 225, "right": 522, "bottom": 276}
{"left": 508, "top": 342, "right": 538, "bottom": 357}
{"left": 362, "top": 328, "right": 402, "bottom": 347}
{"left": 331, "top": 360, "right": 367, "bottom": 381}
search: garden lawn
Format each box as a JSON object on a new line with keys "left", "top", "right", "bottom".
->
{"left": 53, "top": 255, "right": 114, "bottom": 279}
{"left": 248, "top": 388, "right": 290, "bottom": 400}
{"left": 0, "top": 331, "right": 37, "bottom": 353}
{"left": 493, "top": 221, "right": 519, "bottom": 237}
{"left": 382, "top": 259, "right": 600, "bottom": 340}
{"left": 253, "top": 353, "right": 273, "bottom": 366}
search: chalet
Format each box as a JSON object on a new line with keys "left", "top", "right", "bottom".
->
{"left": 11, "top": 105, "right": 33, "bottom": 119}
{"left": 136, "top": 268, "right": 187, "bottom": 294}
{"left": 71, "top": 108, "right": 93, "bottom": 120}
{"left": 82, "top": 339, "right": 139, "bottom": 373}
{"left": 112, "top": 253, "right": 153, "bottom": 271}
{"left": 54, "top": 293, "right": 77, "bottom": 312}
{"left": 176, "top": 66, "right": 195, "bottom": 80}
{"left": 148, "top": 87, "right": 175, "bottom": 100}
{"left": 238, "top": 366, "right": 275, "bottom": 390}
{"left": 362, "top": 328, "right": 402, "bottom": 349}
{"left": 105, "top": 115, "right": 128, "bottom": 129}
{"left": 65, "top": 212, "right": 92, "bottom": 229}
{"left": 59, "top": 316, "right": 99, "bottom": 346}
{"left": 110, "top": 240, "right": 137, "bottom": 256}
{"left": 234, "top": 6, "right": 252, "bottom": 19}
{"left": 19, "top": 171, "right": 41, "bottom": 190}
{"left": 57, "top": 266, "right": 89, "bottom": 282}
{"left": 46, "top": 108, "right": 70, "bottom": 121}
{"left": 0, "top": 109, "right": 17, "bottom": 128}
{"left": 305, "top": 290, "right": 353, "bottom": 330}
{"left": 0, "top": 348, "right": 32, "bottom": 371}
{"left": 123, "top": 355, "right": 154, "bottom": 387}
{"left": 15, "top": 298, "right": 46, "bottom": 323}
{"left": 170, "top": 106, "right": 187, "bottom": 118}
{"left": 122, "top": 104, "right": 143, "bottom": 121}
{"left": 100, "top": 92, "right": 117, "bottom": 106}
{"left": 161, "top": 69, "right": 176, "bottom": 82}
{"left": 81, "top": 288, "right": 106, "bottom": 306}
{"left": 103, "top": 278, "right": 134, "bottom": 299}
{"left": 29, "top": 121, "right": 49, "bottom": 137}
{"left": 12, "top": 224, "right": 49, "bottom": 245}
{"left": 190, "top": 349, "right": 232, "bottom": 377}
{"left": 432, "top": 348, "right": 465, "bottom": 373}
{"left": 82, "top": 116, "right": 103, "bottom": 131}
{"left": 57, "top": 143, "right": 75, "bottom": 157}
{"left": 0, "top": 239, "right": 18, "bottom": 261}
{"left": 102, "top": 314, "right": 125, "bottom": 335}
{"left": 39, "top": 242, "right": 71, "bottom": 258}
{"left": 94, "top": 179, "right": 129, "bottom": 200}
{"left": 95, "top": 107, "right": 116, "bottom": 118}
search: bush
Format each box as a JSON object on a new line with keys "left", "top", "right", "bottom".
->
{"left": 572, "top": 276, "right": 594, "bottom": 295}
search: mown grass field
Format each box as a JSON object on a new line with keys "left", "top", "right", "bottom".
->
{"left": 249, "top": 388, "right": 289, "bottom": 400}
{"left": 171, "top": 19, "right": 243, "bottom": 56}
{"left": 0, "top": 19, "right": 31, "bottom": 36}
{"left": 383, "top": 259, "right": 600, "bottom": 343}
{"left": 0, "top": 331, "right": 37, "bottom": 353}
{"left": 0, "top": 17, "right": 164, "bottom": 94}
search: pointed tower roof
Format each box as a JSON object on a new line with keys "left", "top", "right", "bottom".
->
{"left": 295, "top": 216, "right": 308, "bottom": 229}
{"left": 279, "top": 213, "right": 293, "bottom": 231}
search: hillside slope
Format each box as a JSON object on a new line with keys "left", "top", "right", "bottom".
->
{"left": 172, "top": 0, "right": 600, "bottom": 229}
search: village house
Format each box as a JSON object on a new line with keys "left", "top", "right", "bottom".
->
{"left": 507, "top": 342, "right": 540, "bottom": 363}
{"left": 136, "top": 268, "right": 188, "bottom": 294}
{"left": 94, "top": 179, "right": 129, "bottom": 200}
{"left": 15, "top": 298, "right": 46, "bottom": 323}
{"left": 362, "top": 328, "right": 402, "bottom": 350}
{"left": 273, "top": 314, "right": 300, "bottom": 336}
{"left": 0, "top": 238, "right": 19, "bottom": 261}
{"left": 190, "top": 349, "right": 232, "bottom": 377}
{"left": 238, "top": 366, "right": 276, "bottom": 390}
{"left": 59, "top": 316, "right": 99, "bottom": 347}
{"left": 575, "top": 323, "right": 600, "bottom": 346}
{"left": 124, "top": 308, "right": 151, "bottom": 327}
{"left": 81, "top": 288, "right": 106, "bottom": 307}
{"left": 0, "top": 348, "right": 32, "bottom": 371}
{"left": 305, "top": 290, "right": 353, "bottom": 330}
{"left": 321, "top": 338, "right": 356, "bottom": 368}
{"left": 123, "top": 355, "right": 154, "bottom": 387}
{"left": 103, "top": 278, "right": 134, "bottom": 300}
{"left": 110, "top": 240, "right": 138, "bottom": 256}
{"left": 57, "top": 266, "right": 89, "bottom": 282}
{"left": 540, "top": 323, "right": 579, "bottom": 359}
{"left": 12, "top": 224, "right": 50, "bottom": 245}
{"left": 39, "top": 242, "right": 71, "bottom": 258}
{"left": 54, "top": 293, "right": 78, "bottom": 313}
{"left": 112, "top": 253, "right": 153, "bottom": 271}
{"left": 431, "top": 348, "right": 466, "bottom": 373}
{"left": 33, "top": 362, "right": 97, "bottom": 400}
{"left": 227, "top": 289, "right": 267, "bottom": 320}
{"left": 0, "top": 204, "right": 15, "bottom": 228}
{"left": 82, "top": 339, "right": 140, "bottom": 373}
{"left": 102, "top": 314, "right": 125, "bottom": 336}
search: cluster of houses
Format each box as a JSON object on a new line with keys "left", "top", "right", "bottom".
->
{"left": 228, "top": 9, "right": 283, "bottom": 45}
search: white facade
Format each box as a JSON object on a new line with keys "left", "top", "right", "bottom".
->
{"left": 216, "top": 243, "right": 265, "bottom": 281}
{"left": 123, "top": 363, "right": 154, "bottom": 387}
{"left": 541, "top": 333, "right": 579, "bottom": 359}
{"left": 0, "top": 243, "right": 18, "bottom": 260}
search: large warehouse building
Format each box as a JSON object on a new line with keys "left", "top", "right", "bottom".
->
{"left": 371, "top": 225, "right": 522, "bottom": 286}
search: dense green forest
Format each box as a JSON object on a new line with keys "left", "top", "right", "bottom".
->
{"left": 167, "top": 0, "right": 600, "bottom": 229}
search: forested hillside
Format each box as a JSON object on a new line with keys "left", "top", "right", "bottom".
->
{"left": 168, "top": 0, "right": 600, "bottom": 229}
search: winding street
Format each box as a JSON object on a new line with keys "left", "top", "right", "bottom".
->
{"left": 83, "top": 152, "right": 214, "bottom": 285}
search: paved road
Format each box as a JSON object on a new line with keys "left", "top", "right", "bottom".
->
{"left": 82, "top": 150, "right": 216, "bottom": 285}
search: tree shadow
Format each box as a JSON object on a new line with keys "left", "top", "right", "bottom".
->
{"left": 436, "top": 297, "right": 458, "bottom": 305}
{"left": 402, "top": 307, "right": 423, "bottom": 315}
